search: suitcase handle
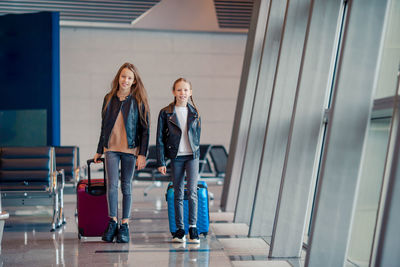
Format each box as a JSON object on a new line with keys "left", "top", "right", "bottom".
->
{"left": 87, "top": 158, "right": 106, "bottom": 187}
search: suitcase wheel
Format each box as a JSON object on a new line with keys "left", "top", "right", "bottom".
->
{"left": 78, "top": 233, "right": 82, "bottom": 240}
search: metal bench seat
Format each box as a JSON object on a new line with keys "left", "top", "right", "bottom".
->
{"left": 0, "top": 147, "right": 65, "bottom": 231}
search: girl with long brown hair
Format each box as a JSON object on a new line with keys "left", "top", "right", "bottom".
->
{"left": 94, "top": 62, "right": 150, "bottom": 243}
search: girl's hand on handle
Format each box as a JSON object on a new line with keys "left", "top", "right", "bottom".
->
{"left": 94, "top": 153, "right": 103, "bottom": 163}
{"left": 136, "top": 155, "right": 146, "bottom": 170}
{"left": 158, "top": 166, "right": 166, "bottom": 175}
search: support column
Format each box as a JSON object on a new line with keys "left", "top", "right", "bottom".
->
{"left": 221, "top": 0, "right": 271, "bottom": 212}
{"left": 246, "top": 0, "right": 312, "bottom": 232}
{"left": 234, "top": 0, "right": 288, "bottom": 224}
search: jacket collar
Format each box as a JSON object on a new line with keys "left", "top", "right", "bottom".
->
{"left": 166, "top": 102, "right": 198, "bottom": 129}
{"left": 165, "top": 102, "right": 197, "bottom": 117}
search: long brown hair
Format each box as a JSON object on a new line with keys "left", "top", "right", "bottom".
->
{"left": 172, "top": 78, "right": 200, "bottom": 120}
{"left": 103, "top": 62, "right": 150, "bottom": 126}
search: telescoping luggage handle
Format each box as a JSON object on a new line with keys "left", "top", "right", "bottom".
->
{"left": 87, "top": 158, "right": 106, "bottom": 188}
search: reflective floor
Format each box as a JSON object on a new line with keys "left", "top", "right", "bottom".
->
{"left": 0, "top": 181, "right": 301, "bottom": 266}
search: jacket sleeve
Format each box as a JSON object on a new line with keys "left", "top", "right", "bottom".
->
{"left": 156, "top": 110, "right": 167, "bottom": 167}
{"left": 137, "top": 103, "right": 150, "bottom": 157}
{"left": 96, "top": 96, "right": 107, "bottom": 154}
{"left": 198, "top": 116, "right": 201, "bottom": 143}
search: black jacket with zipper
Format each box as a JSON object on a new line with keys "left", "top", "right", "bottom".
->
{"left": 96, "top": 94, "right": 149, "bottom": 156}
{"left": 156, "top": 102, "right": 201, "bottom": 167}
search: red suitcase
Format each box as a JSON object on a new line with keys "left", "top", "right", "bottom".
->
{"left": 77, "top": 158, "right": 109, "bottom": 239}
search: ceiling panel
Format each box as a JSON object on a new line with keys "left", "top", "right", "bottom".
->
{"left": 0, "top": 0, "right": 160, "bottom": 24}
{"left": 0, "top": 0, "right": 254, "bottom": 30}
{"left": 214, "top": 0, "right": 254, "bottom": 29}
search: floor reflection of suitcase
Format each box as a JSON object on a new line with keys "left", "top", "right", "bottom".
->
{"left": 166, "top": 181, "right": 209, "bottom": 236}
{"left": 77, "top": 158, "right": 109, "bottom": 239}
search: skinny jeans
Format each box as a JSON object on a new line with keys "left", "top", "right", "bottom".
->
{"left": 171, "top": 155, "right": 199, "bottom": 229}
{"left": 104, "top": 151, "right": 136, "bottom": 219}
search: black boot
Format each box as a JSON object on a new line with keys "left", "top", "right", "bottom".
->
{"left": 102, "top": 219, "right": 118, "bottom": 242}
{"left": 117, "top": 223, "right": 129, "bottom": 243}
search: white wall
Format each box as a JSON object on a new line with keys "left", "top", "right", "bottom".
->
{"left": 60, "top": 27, "right": 247, "bottom": 165}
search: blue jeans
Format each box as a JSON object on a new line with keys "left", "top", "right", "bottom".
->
{"left": 104, "top": 151, "right": 136, "bottom": 219}
{"left": 171, "top": 155, "right": 199, "bottom": 229}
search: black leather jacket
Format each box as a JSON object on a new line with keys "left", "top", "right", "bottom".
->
{"left": 96, "top": 94, "right": 149, "bottom": 156}
{"left": 156, "top": 102, "right": 201, "bottom": 167}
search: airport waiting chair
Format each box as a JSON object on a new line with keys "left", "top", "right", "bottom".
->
{"left": 200, "top": 144, "right": 228, "bottom": 200}
{"left": 134, "top": 145, "right": 171, "bottom": 196}
{"left": 55, "top": 146, "right": 80, "bottom": 189}
{"left": 198, "top": 144, "right": 222, "bottom": 200}
{"left": 199, "top": 144, "right": 213, "bottom": 177}
{"left": 0, "top": 146, "right": 65, "bottom": 231}
{"left": 135, "top": 145, "right": 159, "bottom": 178}
{"left": 208, "top": 145, "right": 228, "bottom": 178}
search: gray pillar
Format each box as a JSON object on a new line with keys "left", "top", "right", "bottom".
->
{"left": 246, "top": 0, "right": 312, "bottom": 232}
{"left": 268, "top": 0, "right": 344, "bottom": 257}
{"left": 221, "top": 0, "right": 271, "bottom": 212}
{"left": 234, "top": 0, "right": 288, "bottom": 224}
{"left": 306, "top": 0, "right": 390, "bottom": 266}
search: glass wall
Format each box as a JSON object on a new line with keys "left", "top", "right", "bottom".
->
{"left": 228, "top": 0, "right": 397, "bottom": 262}
{"left": 347, "top": 118, "right": 392, "bottom": 266}
{"left": 347, "top": 1, "right": 400, "bottom": 265}
{"left": 0, "top": 109, "right": 47, "bottom": 146}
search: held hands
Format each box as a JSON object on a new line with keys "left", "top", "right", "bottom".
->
{"left": 94, "top": 153, "right": 103, "bottom": 163}
{"left": 136, "top": 155, "right": 146, "bottom": 170}
{"left": 158, "top": 166, "right": 167, "bottom": 175}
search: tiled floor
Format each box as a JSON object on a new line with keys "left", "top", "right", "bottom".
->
{"left": 0, "top": 180, "right": 303, "bottom": 266}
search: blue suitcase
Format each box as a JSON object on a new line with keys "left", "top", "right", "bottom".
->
{"left": 166, "top": 181, "right": 209, "bottom": 236}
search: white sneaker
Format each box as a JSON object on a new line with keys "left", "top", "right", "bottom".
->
{"left": 172, "top": 229, "right": 186, "bottom": 243}
{"left": 188, "top": 227, "right": 200, "bottom": 244}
